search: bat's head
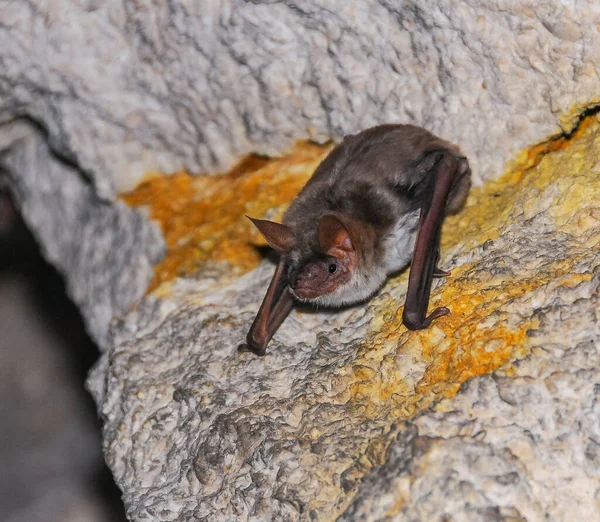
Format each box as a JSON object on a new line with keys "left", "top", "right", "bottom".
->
{"left": 249, "top": 214, "right": 383, "bottom": 307}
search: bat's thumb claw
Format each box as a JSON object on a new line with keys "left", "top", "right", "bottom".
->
{"left": 433, "top": 267, "right": 451, "bottom": 278}
{"left": 238, "top": 342, "right": 266, "bottom": 357}
{"left": 428, "top": 306, "right": 450, "bottom": 322}
{"left": 403, "top": 306, "right": 450, "bottom": 330}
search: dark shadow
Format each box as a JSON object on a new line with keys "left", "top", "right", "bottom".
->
{"left": 0, "top": 189, "right": 127, "bottom": 521}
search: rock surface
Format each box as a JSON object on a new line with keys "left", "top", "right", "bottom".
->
{"left": 2, "top": 0, "right": 600, "bottom": 199}
{"left": 0, "top": 121, "right": 163, "bottom": 347}
{"left": 89, "top": 117, "right": 600, "bottom": 520}
{"left": 2, "top": 2, "right": 600, "bottom": 521}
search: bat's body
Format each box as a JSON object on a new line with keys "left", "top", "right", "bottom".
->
{"left": 240, "top": 124, "right": 471, "bottom": 355}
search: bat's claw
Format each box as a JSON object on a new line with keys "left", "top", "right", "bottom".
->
{"left": 433, "top": 267, "right": 451, "bottom": 278}
{"left": 238, "top": 342, "right": 266, "bottom": 357}
{"left": 403, "top": 306, "right": 450, "bottom": 330}
{"left": 427, "top": 306, "right": 450, "bottom": 323}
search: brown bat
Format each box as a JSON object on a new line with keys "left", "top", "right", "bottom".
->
{"left": 239, "top": 124, "right": 471, "bottom": 356}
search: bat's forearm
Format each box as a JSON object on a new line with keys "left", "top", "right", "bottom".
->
{"left": 402, "top": 152, "right": 459, "bottom": 330}
{"left": 239, "top": 260, "right": 294, "bottom": 356}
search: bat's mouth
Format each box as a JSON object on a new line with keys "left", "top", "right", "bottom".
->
{"left": 288, "top": 284, "right": 335, "bottom": 302}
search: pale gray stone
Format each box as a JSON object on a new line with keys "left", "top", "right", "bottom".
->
{"left": 2, "top": 1, "right": 600, "bottom": 199}
{"left": 342, "top": 302, "right": 600, "bottom": 521}
{"left": 87, "top": 156, "right": 600, "bottom": 520}
{"left": 2, "top": 1, "right": 600, "bottom": 521}
{"left": 0, "top": 120, "right": 163, "bottom": 347}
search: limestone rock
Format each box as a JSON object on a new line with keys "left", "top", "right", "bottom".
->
{"left": 2, "top": 2, "right": 600, "bottom": 520}
{"left": 342, "top": 319, "right": 600, "bottom": 521}
{"left": 2, "top": 1, "right": 600, "bottom": 199}
{"left": 0, "top": 121, "right": 163, "bottom": 347}
{"left": 88, "top": 117, "right": 600, "bottom": 520}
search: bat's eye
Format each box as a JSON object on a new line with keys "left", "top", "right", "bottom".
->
{"left": 328, "top": 263, "right": 337, "bottom": 274}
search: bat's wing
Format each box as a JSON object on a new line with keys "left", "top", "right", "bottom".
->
{"left": 239, "top": 259, "right": 294, "bottom": 356}
{"left": 402, "top": 153, "right": 467, "bottom": 330}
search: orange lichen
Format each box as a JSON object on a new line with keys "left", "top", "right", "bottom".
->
{"left": 122, "top": 113, "right": 600, "bottom": 430}
{"left": 120, "top": 112, "right": 600, "bottom": 521}
{"left": 325, "top": 109, "right": 600, "bottom": 516}
{"left": 325, "top": 112, "right": 600, "bottom": 423}
{"left": 514, "top": 112, "right": 597, "bottom": 171}
{"left": 122, "top": 112, "right": 599, "bottom": 295}
{"left": 445, "top": 112, "right": 600, "bottom": 254}
{"left": 121, "top": 142, "right": 332, "bottom": 291}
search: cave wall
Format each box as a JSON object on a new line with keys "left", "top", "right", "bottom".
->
{"left": 2, "top": 1, "right": 600, "bottom": 521}
{"left": 3, "top": 0, "right": 599, "bottom": 201}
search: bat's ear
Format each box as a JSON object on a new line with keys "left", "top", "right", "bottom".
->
{"left": 319, "top": 214, "right": 355, "bottom": 259}
{"left": 247, "top": 216, "right": 295, "bottom": 253}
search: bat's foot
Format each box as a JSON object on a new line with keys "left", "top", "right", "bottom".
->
{"left": 403, "top": 306, "right": 450, "bottom": 330}
{"left": 238, "top": 342, "right": 266, "bottom": 357}
{"left": 433, "top": 267, "right": 451, "bottom": 278}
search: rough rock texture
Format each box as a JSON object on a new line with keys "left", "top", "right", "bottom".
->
{"left": 2, "top": 0, "right": 600, "bottom": 351}
{"left": 2, "top": 2, "right": 600, "bottom": 521}
{"left": 2, "top": 0, "right": 600, "bottom": 199}
{"left": 88, "top": 117, "right": 600, "bottom": 520}
{"left": 0, "top": 120, "right": 163, "bottom": 347}
{"left": 342, "top": 324, "right": 600, "bottom": 521}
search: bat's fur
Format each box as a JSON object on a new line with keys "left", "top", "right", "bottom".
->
{"left": 241, "top": 124, "right": 471, "bottom": 355}
{"left": 283, "top": 124, "right": 470, "bottom": 307}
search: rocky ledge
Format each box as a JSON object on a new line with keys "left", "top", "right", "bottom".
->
{"left": 88, "top": 115, "right": 600, "bottom": 520}
{"left": 2, "top": 2, "right": 600, "bottom": 520}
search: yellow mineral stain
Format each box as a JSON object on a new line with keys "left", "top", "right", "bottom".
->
{"left": 121, "top": 142, "right": 332, "bottom": 291}
{"left": 320, "top": 116, "right": 600, "bottom": 518}
{"left": 122, "top": 112, "right": 600, "bottom": 431}
{"left": 120, "top": 112, "right": 600, "bottom": 521}
{"left": 445, "top": 113, "right": 599, "bottom": 253}
{"left": 329, "top": 112, "right": 600, "bottom": 425}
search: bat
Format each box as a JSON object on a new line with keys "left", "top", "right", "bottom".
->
{"left": 239, "top": 124, "right": 471, "bottom": 356}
